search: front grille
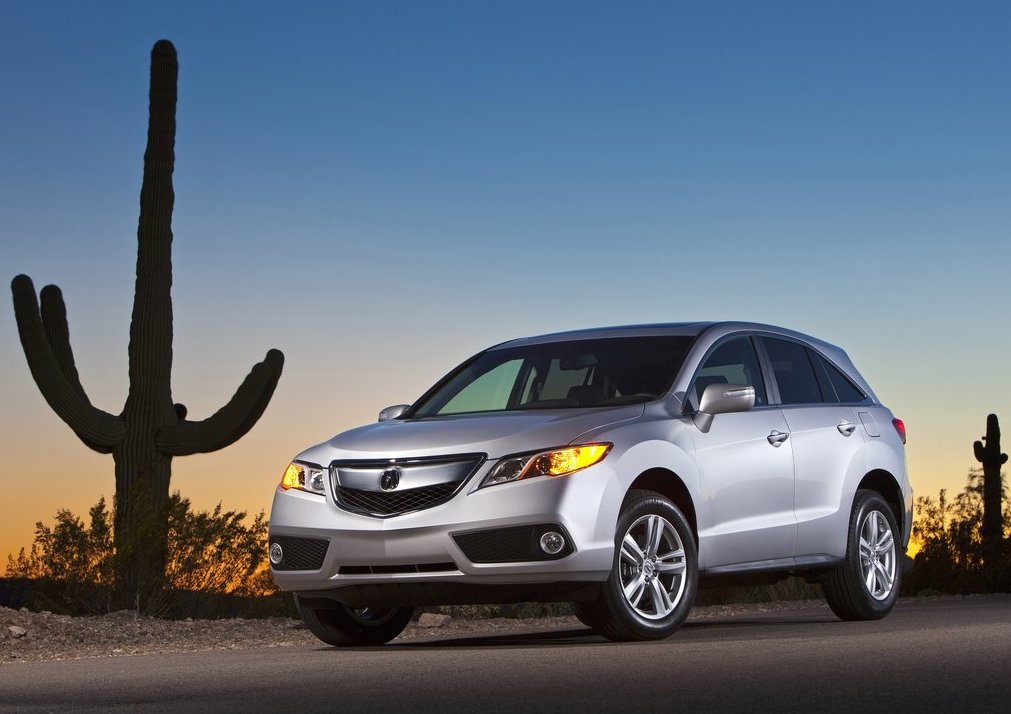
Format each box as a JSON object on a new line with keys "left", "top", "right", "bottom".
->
{"left": 330, "top": 454, "right": 485, "bottom": 518}
{"left": 269, "top": 535, "right": 329, "bottom": 571}
{"left": 338, "top": 562, "right": 458, "bottom": 575}
{"left": 453, "top": 524, "right": 575, "bottom": 563}
{"left": 336, "top": 481, "right": 459, "bottom": 516}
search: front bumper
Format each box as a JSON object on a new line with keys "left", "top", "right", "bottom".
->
{"left": 268, "top": 461, "right": 621, "bottom": 600}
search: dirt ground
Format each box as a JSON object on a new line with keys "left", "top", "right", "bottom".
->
{"left": 0, "top": 600, "right": 834, "bottom": 664}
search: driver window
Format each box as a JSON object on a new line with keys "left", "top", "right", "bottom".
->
{"left": 690, "top": 337, "right": 767, "bottom": 409}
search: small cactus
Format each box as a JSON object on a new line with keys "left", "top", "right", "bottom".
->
{"left": 973, "top": 414, "right": 1007, "bottom": 551}
{"left": 10, "top": 40, "right": 283, "bottom": 608}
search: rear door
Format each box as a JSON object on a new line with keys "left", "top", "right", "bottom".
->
{"left": 758, "top": 337, "right": 868, "bottom": 560}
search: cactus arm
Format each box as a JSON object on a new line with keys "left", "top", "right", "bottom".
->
{"left": 39, "top": 283, "right": 116, "bottom": 454}
{"left": 156, "top": 349, "right": 284, "bottom": 456}
{"left": 39, "top": 284, "right": 87, "bottom": 401}
{"left": 974, "top": 440, "right": 986, "bottom": 463}
{"left": 11, "top": 275, "right": 125, "bottom": 450}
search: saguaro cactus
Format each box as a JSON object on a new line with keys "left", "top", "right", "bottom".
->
{"left": 974, "top": 414, "right": 1007, "bottom": 553}
{"left": 11, "top": 40, "right": 283, "bottom": 608}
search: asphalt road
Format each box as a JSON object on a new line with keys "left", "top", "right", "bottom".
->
{"left": 2, "top": 597, "right": 1009, "bottom": 713}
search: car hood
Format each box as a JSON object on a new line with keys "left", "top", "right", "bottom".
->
{"left": 296, "top": 404, "right": 646, "bottom": 464}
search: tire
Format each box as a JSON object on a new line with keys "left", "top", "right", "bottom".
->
{"left": 296, "top": 597, "right": 414, "bottom": 646}
{"left": 573, "top": 600, "right": 604, "bottom": 630}
{"left": 579, "top": 490, "right": 698, "bottom": 641}
{"left": 822, "top": 490, "right": 901, "bottom": 621}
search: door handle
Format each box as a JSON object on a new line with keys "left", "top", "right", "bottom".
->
{"left": 767, "top": 430, "right": 790, "bottom": 447}
{"left": 837, "top": 421, "right": 857, "bottom": 437}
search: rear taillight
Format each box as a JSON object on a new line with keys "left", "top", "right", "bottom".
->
{"left": 892, "top": 418, "right": 906, "bottom": 444}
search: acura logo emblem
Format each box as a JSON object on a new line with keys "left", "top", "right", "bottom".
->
{"left": 379, "top": 467, "right": 401, "bottom": 491}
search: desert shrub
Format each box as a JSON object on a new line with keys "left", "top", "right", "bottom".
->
{"left": 5, "top": 493, "right": 281, "bottom": 616}
{"left": 905, "top": 468, "right": 1010, "bottom": 594}
{"left": 164, "top": 497, "right": 269, "bottom": 597}
{"left": 4, "top": 498, "right": 116, "bottom": 613}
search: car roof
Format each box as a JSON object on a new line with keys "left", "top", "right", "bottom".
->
{"left": 495, "top": 321, "right": 841, "bottom": 348}
{"left": 494, "top": 322, "right": 716, "bottom": 347}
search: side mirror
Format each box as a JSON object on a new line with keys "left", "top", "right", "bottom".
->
{"left": 693, "top": 384, "right": 755, "bottom": 433}
{"left": 378, "top": 404, "right": 410, "bottom": 422}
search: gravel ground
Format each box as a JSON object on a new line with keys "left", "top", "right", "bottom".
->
{"left": 0, "top": 600, "right": 832, "bottom": 665}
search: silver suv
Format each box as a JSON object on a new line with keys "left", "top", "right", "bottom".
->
{"left": 269, "top": 322, "right": 911, "bottom": 644}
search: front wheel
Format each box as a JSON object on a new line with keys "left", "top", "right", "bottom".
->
{"left": 822, "top": 490, "right": 901, "bottom": 621}
{"left": 578, "top": 490, "right": 698, "bottom": 641}
{"left": 296, "top": 597, "right": 414, "bottom": 646}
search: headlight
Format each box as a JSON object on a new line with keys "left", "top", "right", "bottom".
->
{"left": 481, "top": 443, "right": 612, "bottom": 488}
{"left": 280, "top": 461, "right": 326, "bottom": 495}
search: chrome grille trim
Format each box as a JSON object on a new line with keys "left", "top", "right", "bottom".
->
{"left": 330, "top": 454, "right": 485, "bottom": 518}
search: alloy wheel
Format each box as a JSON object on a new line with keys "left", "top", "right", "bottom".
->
{"left": 618, "top": 513, "right": 688, "bottom": 620}
{"left": 858, "top": 509, "right": 896, "bottom": 601}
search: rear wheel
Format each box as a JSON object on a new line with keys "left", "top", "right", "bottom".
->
{"left": 296, "top": 597, "right": 414, "bottom": 646}
{"left": 822, "top": 490, "right": 901, "bottom": 621}
{"left": 578, "top": 490, "right": 698, "bottom": 641}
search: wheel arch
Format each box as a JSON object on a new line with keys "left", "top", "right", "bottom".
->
{"left": 627, "top": 468, "right": 698, "bottom": 543}
{"left": 857, "top": 469, "right": 904, "bottom": 534}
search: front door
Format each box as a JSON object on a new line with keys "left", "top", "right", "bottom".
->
{"left": 687, "top": 336, "right": 797, "bottom": 568}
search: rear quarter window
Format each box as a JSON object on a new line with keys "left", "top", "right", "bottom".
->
{"left": 813, "top": 352, "right": 869, "bottom": 404}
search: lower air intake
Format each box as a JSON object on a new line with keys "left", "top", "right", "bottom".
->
{"left": 269, "top": 536, "right": 329, "bottom": 571}
{"left": 453, "top": 524, "right": 574, "bottom": 563}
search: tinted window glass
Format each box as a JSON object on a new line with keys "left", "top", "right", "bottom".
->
{"left": 817, "top": 354, "right": 867, "bottom": 403}
{"left": 810, "top": 350, "right": 839, "bottom": 403}
{"left": 691, "top": 337, "right": 767, "bottom": 408}
{"left": 440, "top": 359, "right": 522, "bottom": 415}
{"left": 540, "top": 358, "right": 593, "bottom": 400}
{"left": 763, "top": 338, "right": 823, "bottom": 405}
{"left": 412, "top": 336, "right": 696, "bottom": 417}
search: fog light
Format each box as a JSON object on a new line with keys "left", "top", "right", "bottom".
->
{"left": 269, "top": 542, "right": 283, "bottom": 565}
{"left": 539, "top": 531, "right": 565, "bottom": 555}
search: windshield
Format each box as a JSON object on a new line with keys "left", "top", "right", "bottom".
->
{"left": 410, "top": 336, "right": 696, "bottom": 417}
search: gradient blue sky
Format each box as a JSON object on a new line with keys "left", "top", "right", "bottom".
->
{"left": 1, "top": 1, "right": 1008, "bottom": 560}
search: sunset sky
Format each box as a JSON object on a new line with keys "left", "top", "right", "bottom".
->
{"left": 1, "top": 1, "right": 1009, "bottom": 563}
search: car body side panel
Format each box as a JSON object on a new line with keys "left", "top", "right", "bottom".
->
{"left": 688, "top": 408, "right": 798, "bottom": 568}
{"left": 862, "top": 414, "right": 913, "bottom": 549}
{"left": 784, "top": 404, "right": 866, "bottom": 559}
{"left": 571, "top": 410, "right": 712, "bottom": 560}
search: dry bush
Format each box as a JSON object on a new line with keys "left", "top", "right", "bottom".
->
{"left": 6, "top": 493, "right": 278, "bottom": 615}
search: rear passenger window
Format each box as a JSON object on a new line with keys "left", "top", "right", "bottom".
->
{"left": 762, "top": 338, "right": 822, "bottom": 405}
{"left": 814, "top": 353, "right": 867, "bottom": 403}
